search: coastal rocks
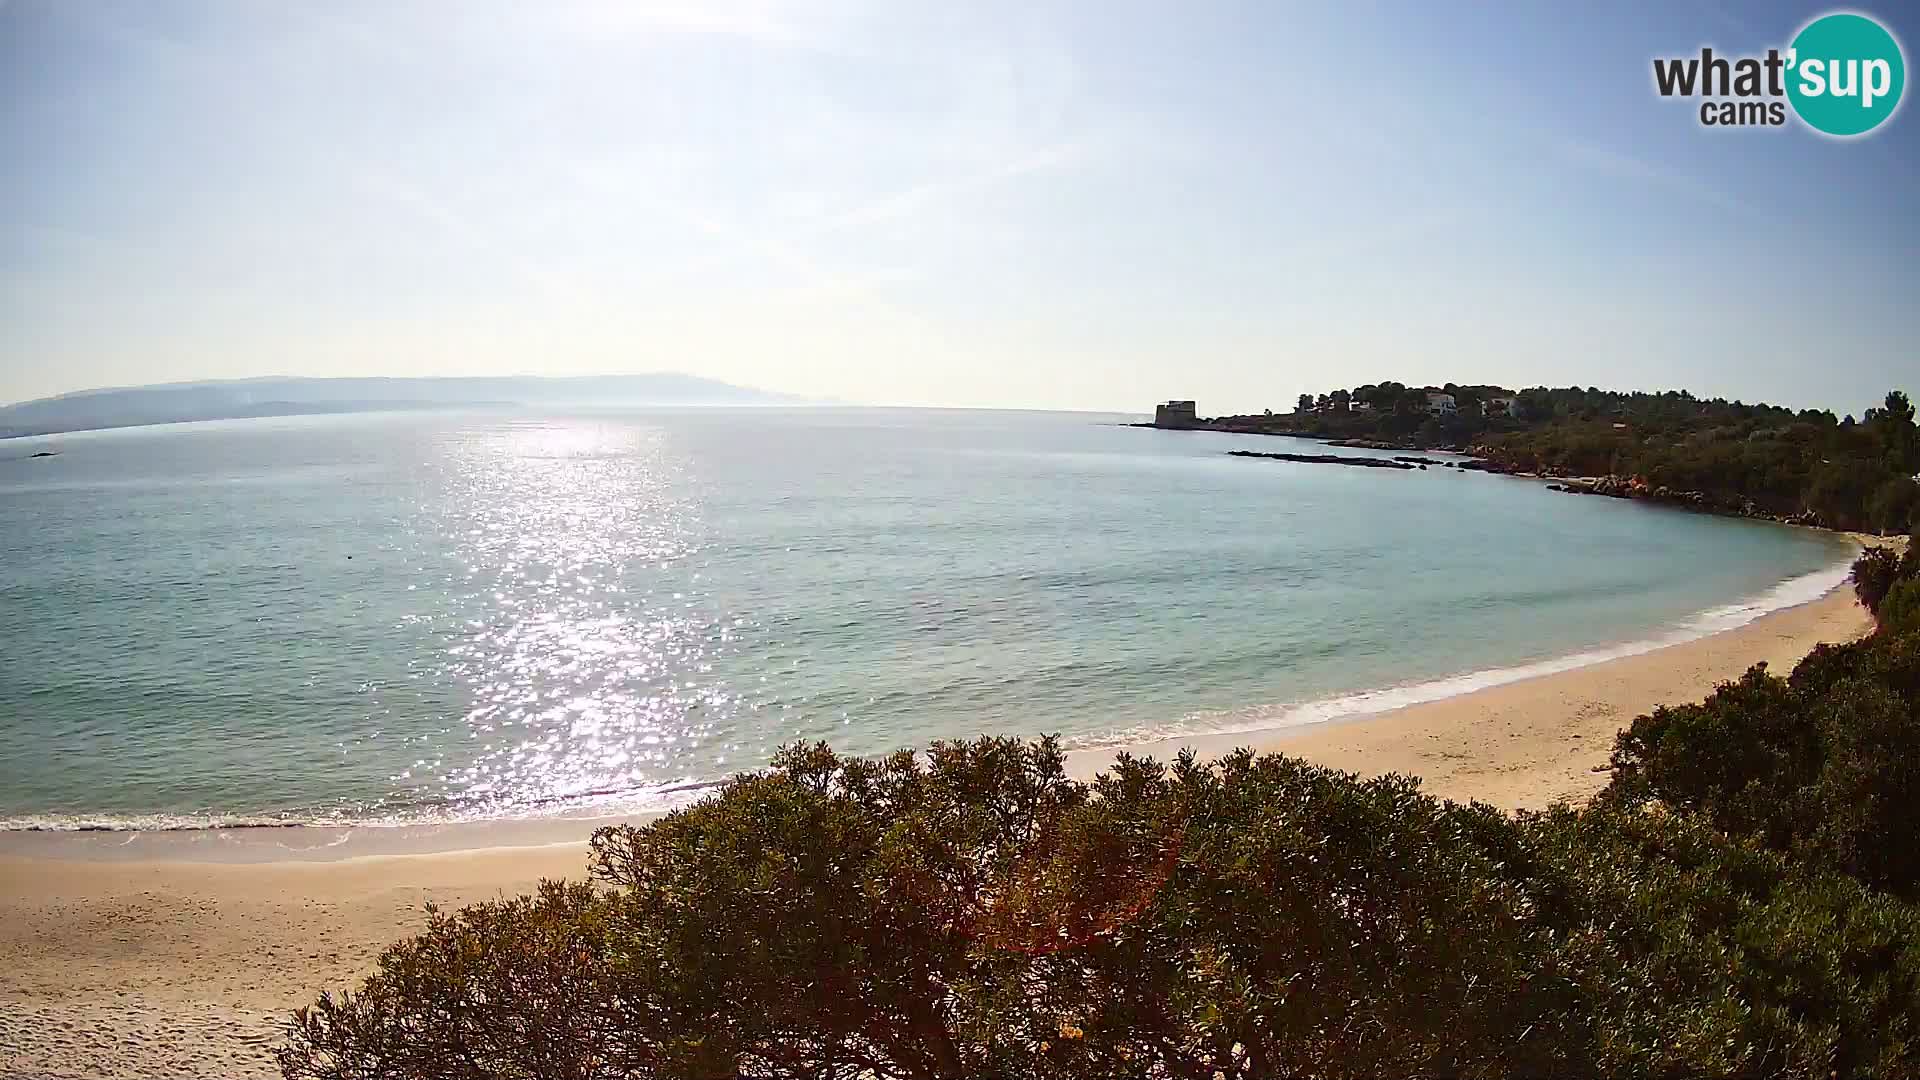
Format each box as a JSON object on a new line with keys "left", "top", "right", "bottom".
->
{"left": 1227, "top": 450, "right": 1416, "bottom": 470}
{"left": 1326, "top": 438, "right": 1410, "bottom": 451}
{"left": 1545, "top": 474, "right": 1827, "bottom": 528}
{"left": 1219, "top": 445, "right": 1497, "bottom": 474}
{"left": 1452, "top": 458, "right": 1523, "bottom": 475}
{"left": 1551, "top": 475, "right": 1658, "bottom": 500}
{"left": 1459, "top": 447, "right": 1568, "bottom": 477}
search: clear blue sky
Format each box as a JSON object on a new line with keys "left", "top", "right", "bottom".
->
{"left": 3, "top": 1, "right": 1915, "bottom": 414}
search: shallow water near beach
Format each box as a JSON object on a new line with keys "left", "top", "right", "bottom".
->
{"left": 0, "top": 407, "right": 1853, "bottom": 829}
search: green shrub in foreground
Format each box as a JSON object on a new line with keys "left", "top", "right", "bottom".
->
{"left": 1851, "top": 545, "right": 1903, "bottom": 614}
{"left": 280, "top": 737, "right": 1920, "bottom": 1080}
{"left": 1878, "top": 577, "right": 1920, "bottom": 636}
{"left": 1605, "top": 625, "right": 1920, "bottom": 896}
{"left": 1604, "top": 540, "right": 1920, "bottom": 893}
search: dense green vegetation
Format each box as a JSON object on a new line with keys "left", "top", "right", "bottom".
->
{"left": 283, "top": 546, "right": 1920, "bottom": 1080}
{"left": 1603, "top": 536, "right": 1920, "bottom": 895}
{"left": 1851, "top": 540, "right": 1920, "bottom": 638}
{"left": 1241, "top": 385, "right": 1919, "bottom": 533}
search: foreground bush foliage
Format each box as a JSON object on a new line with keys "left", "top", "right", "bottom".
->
{"left": 283, "top": 725, "right": 1920, "bottom": 1079}
{"left": 1880, "top": 577, "right": 1920, "bottom": 637}
{"left": 1852, "top": 545, "right": 1904, "bottom": 613}
{"left": 1607, "top": 545, "right": 1920, "bottom": 895}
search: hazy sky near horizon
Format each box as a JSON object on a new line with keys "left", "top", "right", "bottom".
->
{"left": 4, "top": 1, "right": 1916, "bottom": 415}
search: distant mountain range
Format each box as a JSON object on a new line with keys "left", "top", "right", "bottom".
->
{"left": 0, "top": 374, "right": 811, "bottom": 439}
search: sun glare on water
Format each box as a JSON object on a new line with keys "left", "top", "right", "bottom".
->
{"left": 406, "top": 420, "right": 737, "bottom": 818}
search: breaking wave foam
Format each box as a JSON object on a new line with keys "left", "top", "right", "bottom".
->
{"left": 1070, "top": 553, "right": 1855, "bottom": 751}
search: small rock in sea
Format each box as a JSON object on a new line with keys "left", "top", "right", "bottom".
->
{"left": 31, "top": 451, "right": 58, "bottom": 458}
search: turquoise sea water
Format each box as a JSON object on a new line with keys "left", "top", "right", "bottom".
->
{"left": 0, "top": 408, "right": 1853, "bottom": 829}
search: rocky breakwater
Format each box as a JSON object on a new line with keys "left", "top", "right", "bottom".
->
{"left": 1326, "top": 438, "right": 1413, "bottom": 451}
{"left": 1451, "top": 452, "right": 1532, "bottom": 476}
{"left": 1227, "top": 450, "right": 1417, "bottom": 470}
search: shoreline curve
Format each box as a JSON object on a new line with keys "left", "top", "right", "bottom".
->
{"left": 0, "top": 538, "right": 1889, "bottom": 1078}
{"left": 0, "top": 535, "right": 1882, "bottom": 854}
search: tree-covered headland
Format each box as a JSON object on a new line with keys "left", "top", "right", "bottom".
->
{"left": 1218, "top": 384, "right": 1919, "bottom": 534}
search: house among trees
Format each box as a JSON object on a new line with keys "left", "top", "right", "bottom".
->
{"left": 1483, "top": 395, "right": 1520, "bottom": 418}
{"left": 1425, "top": 392, "right": 1457, "bottom": 416}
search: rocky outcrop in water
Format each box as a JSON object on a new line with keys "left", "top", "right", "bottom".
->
{"left": 1326, "top": 438, "right": 1413, "bottom": 451}
{"left": 1227, "top": 450, "right": 1416, "bottom": 470}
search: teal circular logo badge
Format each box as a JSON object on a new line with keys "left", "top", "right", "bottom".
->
{"left": 1787, "top": 13, "right": 1906, "bottom": 136}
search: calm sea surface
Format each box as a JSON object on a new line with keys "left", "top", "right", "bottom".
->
{"left": 0, "top": 408, "right": 1852, "bottom": 828}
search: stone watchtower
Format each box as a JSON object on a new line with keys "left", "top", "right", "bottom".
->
{"left": 1154, "top": 400, "right": 1198, "bottom": 428}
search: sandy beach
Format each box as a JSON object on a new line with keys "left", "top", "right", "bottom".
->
{"left": 0, "top": 568, "right": 1882, "bottom": 1078}
{"left": 1148, "top": 577, "right": 1875, "bottom": 808}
